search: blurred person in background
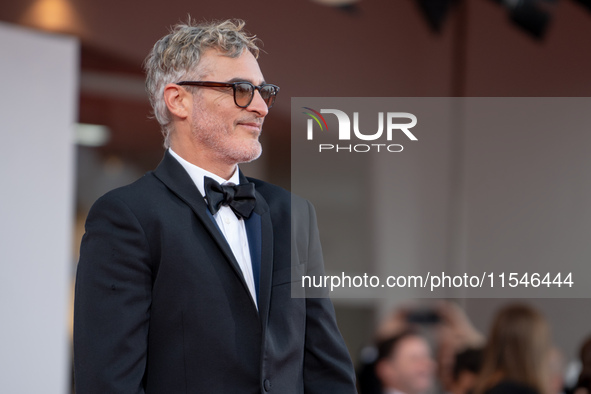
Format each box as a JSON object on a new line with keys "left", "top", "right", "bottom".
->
{"left": 435, "top": 301, "right": 485, "bottom": 392}
{"left": 472, "top": 303, "right": 552, "bottom": 394}
{"left": 446, "top": 348, "right": 484, "bottom": 394}
{"left": 547, "top": 347, "right": 566, "bottom": 394}
{"left": 358, "top": 301, "right": 483, "bottom": 394}
{"left": 375, "top": 330, "right": 436, "bottom": 394}
{"left": 574, "top": 335, "right": 591, "bottom": 394}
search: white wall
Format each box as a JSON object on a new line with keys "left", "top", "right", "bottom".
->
{"left": 0, "top": 23, "right": 78, "bottom": 393}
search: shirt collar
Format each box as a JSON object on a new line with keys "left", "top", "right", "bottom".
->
{"left": 168, "top": 148, "right": 240, "bottom": 198}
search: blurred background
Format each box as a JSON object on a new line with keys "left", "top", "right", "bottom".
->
{"left": 1, "top": 0, "right": 591, "bottom": 393}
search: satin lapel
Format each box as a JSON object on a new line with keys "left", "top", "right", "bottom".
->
{"left": 244, "top": 213, "right": 261, "bottom": 302}
{"left": 242, "top": 172, "right": 273, "bottom": 327}
{"left": 153, "top": 151, "right": 256, "bottom": 310}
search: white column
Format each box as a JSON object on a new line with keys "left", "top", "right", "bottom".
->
{"left": 0, "top": 22, "right": 78, "bottom": 394}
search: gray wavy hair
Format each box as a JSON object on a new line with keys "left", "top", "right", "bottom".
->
{"left": 144, "top": 18, "right": 261, "bottom": 148}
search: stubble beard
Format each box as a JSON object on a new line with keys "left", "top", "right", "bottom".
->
{"left": 191, "top": 104, "right": 263, "bottom": 165}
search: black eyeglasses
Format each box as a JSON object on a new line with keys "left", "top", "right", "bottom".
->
{"left": 176, "top": 81, "right": 280, "bottom": 109}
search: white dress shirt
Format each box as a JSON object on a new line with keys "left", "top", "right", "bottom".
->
{"left": 169, "top": 148, "right": 258, "bottom": 309}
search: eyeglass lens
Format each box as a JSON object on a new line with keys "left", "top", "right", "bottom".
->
{"left": 235, "top": 83, "right": 276, "bottom": 108}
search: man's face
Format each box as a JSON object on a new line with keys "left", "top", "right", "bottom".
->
{"left": 378, "top": 336, "right": 435, "bottom": 394}
{"left": 189, "top": 48, "right": 269, "bottom": 166}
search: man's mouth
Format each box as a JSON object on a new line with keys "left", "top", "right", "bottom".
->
{"left": 237, "top": 120, "right": 263, "bottom": 133}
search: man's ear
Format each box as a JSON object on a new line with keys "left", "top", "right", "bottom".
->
{"left": 163, "top": 83, "right": 191, "bottom": 119}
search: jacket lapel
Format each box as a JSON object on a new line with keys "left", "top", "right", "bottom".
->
{"left": 243, "top": 213, "right": 261, "bottom": 301}
{"left": 152, "top": 151, "right": 256, "bottom": 310}
{"left": 258, "top": 208, "right": 273, "bottom": 328}
{"left": 242, "top": 173, "right": 274, "bottom": 327}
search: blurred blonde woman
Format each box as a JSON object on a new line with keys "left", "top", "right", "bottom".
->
{"left": 472, "top": 303, "right": 552, "bottom": 394}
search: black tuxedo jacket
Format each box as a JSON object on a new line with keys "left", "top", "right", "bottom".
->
{"left": 74, "top": 151, "right": 357, "bottom": 394}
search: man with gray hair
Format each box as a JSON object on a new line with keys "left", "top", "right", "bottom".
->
{"left": 73, "top": 19, "right": 357, "bottom": 393}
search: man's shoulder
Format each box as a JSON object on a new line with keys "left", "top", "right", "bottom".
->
{"left": 247, "top": 177, "right": 289, "bottom": 200}
{"left": 246, "top": 177, "right": 318, "bottom": 231}
{"left": 90, "top": 171, "right": 163, "bottom": 212}
{"left": 246, "top": 177, "right": 310, "bottom": 209}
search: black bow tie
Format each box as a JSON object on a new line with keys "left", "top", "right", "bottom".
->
{"left": 203, "top": 176, "right": 256, "bottom": 219}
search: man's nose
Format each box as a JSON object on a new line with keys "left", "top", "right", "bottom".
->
{"left": 246, "top": 89, "right": 269, "bottom": 117}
